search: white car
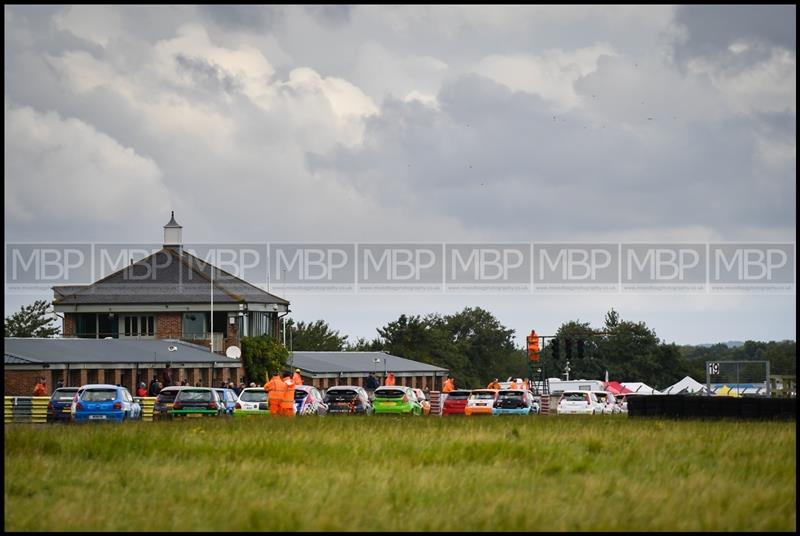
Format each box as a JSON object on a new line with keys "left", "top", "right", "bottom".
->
{"left": 556, "top": 390, "right": 604, "bottom": 415}
{"left": 591, "top": 391, "right": 621, "bottom": 414}
{"left": 234, "top": 387, "right": 270, "bottom": 415}
{"left": 614, "top": 393, "right": 631, "bottom": 414}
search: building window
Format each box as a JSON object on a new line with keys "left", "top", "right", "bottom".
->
{"left": 75, "top": 313, "right": 97, "bottom": 338}
{"left": 182, "top": 313, "right": 206, "bottom": 337}
{"left": 121, "top": 315, "right": 156, "bottom": 338}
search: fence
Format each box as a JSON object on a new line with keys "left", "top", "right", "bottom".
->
{"left": 628, "top": 395, "right": 796, "bottom": 420}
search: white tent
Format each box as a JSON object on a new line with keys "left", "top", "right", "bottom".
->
{"left": 620, "top": 382, "right": 661, "bottom": 394}
{"left": 661, "top": 376, "right": 709, "bottom": 395}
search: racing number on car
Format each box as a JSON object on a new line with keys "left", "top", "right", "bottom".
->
{"left": 708, "top": 362, "right": 720, "bottom": 375}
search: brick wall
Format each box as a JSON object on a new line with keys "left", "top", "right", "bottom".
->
{"left": 63, "top": 314, "right": 75, "bottom": 337}
{"left": 5, "top": 370, "right": 53, "bottom": 396}
{"left": 157, "top": 312, "right": 182, "bottom": 339}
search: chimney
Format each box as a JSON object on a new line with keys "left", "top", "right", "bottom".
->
{"left": 163, "top": 211, "right": 182, "bottom": 247}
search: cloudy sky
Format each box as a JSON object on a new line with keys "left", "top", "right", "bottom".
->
{"left": 4, "top": 5, "right": 796, "bottom": 345}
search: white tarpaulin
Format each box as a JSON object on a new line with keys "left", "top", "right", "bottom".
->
{"left": 662, "top": 376, "right": 709, "bottom": 395}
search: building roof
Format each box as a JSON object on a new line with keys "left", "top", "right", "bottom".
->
{"left": 290, "top": 351, "right": 448, "bottom": 375}
{"left": 4, "top": 338, "right": 240, "bottom": 365}
{"left": 52, "top": 247, "right": 288, "bottom": 306}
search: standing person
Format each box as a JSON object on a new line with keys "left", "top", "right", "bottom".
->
{"left": 442, "top": 376, "right": 455, "bottom": 393}
{"left": 280, "top": 371, "right": 296, "bottom": 417}
{"left": 487, "top": 378, "right": 501, "bottom": 390}
{"left": 365, "top": 372, "right": 379, "bottom": 393}
{"left": 56, "top": 378, "right": 64, "bottom": 389}
{"left": 293, "top": 369, "right": 303, "bottom": 386}
{"left": 385, "top": 372, "right": 395, "bottom": 386}
{"left": 33, "top": 377, "right": 48, "bottom": 396}
{"left": 161, "top": 364, "right": 173, "bottom": 388}
{"left": 509, "top": 378, "right": 518, "bottom": 390}
{"left": 265, "top": 372, "right": 285, "bottom": 416}
{"left": 148, "top": 376, "right": 159, "bottom": 396}
{"left": 522, "top": 378, "right": 530, "bottom": 392}
{"left": 136, "top": 382, "right": 148, "bottom": 397}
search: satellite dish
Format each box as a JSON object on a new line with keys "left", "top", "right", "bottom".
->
{"left": 226, "top": 346, "right": 242, "bottom": 359}
{"left": 168, "top": 345, "right": 178, "bottom": 352}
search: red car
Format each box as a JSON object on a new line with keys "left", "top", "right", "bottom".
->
{"left": 442, "top": 390, "right": 472, "bottom": 416}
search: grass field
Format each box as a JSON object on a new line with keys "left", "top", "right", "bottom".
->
{"left": 4, "top": 416, "right": 796, "bottom": 532}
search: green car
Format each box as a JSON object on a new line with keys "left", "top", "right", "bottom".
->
{"left": 372, "top": 386, "right": 423, "bottom": 416}
{"left": 169, "top": 388, "right": 224, "bottom": 418}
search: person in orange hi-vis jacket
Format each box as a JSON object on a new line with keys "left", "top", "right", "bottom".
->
{"left": 33, "top": 377, "right": 47, "bottom": 396}
{"left": 522, "top": 378, "right": 530, "bottom": 391}
{"left": 509, "top": 379, "right": 519, "bottom": 390}
{"left": 487, "top": 378, "right": 501, "bottom": 390}
{"left": 264, "top": 372, "right": 285, "bottom": 416}
{"left": 442, "top": 376, "right": 455, "bottom": 393}
{"left": 385, "top": 372, "right": 395, "bottom": 386}
{"left": 280, "top": 371, "right": 296, "bottom": 416}
{"left": 293, "top": 369, "right": 303, "bottom": 386}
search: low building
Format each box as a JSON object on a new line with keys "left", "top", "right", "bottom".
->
{"left": 4, "top": 338, "right": 245, "bottom": 396}
{"left": 288, "top": 351, "right": 449, "bottom": 391}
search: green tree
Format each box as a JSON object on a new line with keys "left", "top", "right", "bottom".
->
{"left": 286, "top": 319, "right": 348, "bottom": 351}
{"left": 240, "top": 336, "right": 289, "bottom": 385}
{"left": 4, "top": 300, "right": 60, "bottom": 338}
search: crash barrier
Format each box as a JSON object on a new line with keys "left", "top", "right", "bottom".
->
{"left": 627, "top": 395, "right": 796, "bottom": 420}
{"left": 134, "top": 397, "right": 156, "bottom": 422}
{"left": 3, "top": 396, "right": 158, "bottom": 423}
{"left": 4, "top": 396, "right": 50, "bottom": 424}
{"left": 429, "top": 391, "right": 442, "bottom": 415}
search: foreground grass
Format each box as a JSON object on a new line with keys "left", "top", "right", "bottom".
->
{"left": 4, "top": 416, "right": 796, "bottom": 531}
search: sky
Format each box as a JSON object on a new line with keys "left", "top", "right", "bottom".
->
{"left": 4, "top": 5, "right": 796, "bottom": 346}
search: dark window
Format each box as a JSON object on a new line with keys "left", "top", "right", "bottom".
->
{"left": 375, "top": 389, "right": 406, "bottom": 399}
{"left": 176, "top": 390, "right": 213, "bottom": 402}
{"left": 52, "top": 388, "right": 79, "bottom": 401}
{"left": 446, "top": 391, "right": 471, "bottom": 399}
{"left": 75, "top": 313, "right": 97, "bottom": 338}
{"left": 239, "top": 390, "right": 267, "bottom": 402}
{"left": 82, "top": 389, "right": 117, "bottom": 402}
{"left": 157, "top": 389, "right": 181, "bottom": 402}
{"left": 471, "top": 392, "right": 496, "bottom": 400}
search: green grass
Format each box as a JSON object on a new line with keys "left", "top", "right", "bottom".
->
{"left": 4, "top": 416, "right": 796, "bottom": 531}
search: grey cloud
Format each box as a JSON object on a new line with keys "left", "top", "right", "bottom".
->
{"left": 198, "top": 5, "right": 284, "bottom": 32}
{"left": 674, "top": 5, "right": 796, "bottom": 66}
{"left": 303, "top": 5, "right": 352, "bottom": 26}
{"left": 174, "top": 54, "right": 244, "bottom": 95}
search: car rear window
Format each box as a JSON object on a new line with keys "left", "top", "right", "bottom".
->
{"left": 499, "top": 391, "right": 524, "bottom": 399}
{"left": 446, "top": 391, "right": 470, "bottom": 400}
{"left": 240, "top": 390, "right": 267, "bottom": 402}
{"left": 375, "top": 389, "right": 406, "bottom": 399}
{"left": 563, "top": 392, "right": 587, "bottom": 402}
{"left": 177, "top": 390, "right": 213, "bottom": 402}
{"left": 471, "top": 392, "right": 496, "bottom": 400}
{"left": 82, "top": 389, "right": 117, "bottom": 402}
{"left": 52, "top": 388, "right": 79, "bottom": 401}
{"left": 294, "top": 390, "right": 309, "bottom": 400}
{"left": 326, "top": 389, "right": 358, "bottom": 400}
{"left": 158, "top": 389, "right": 180, "bottom": 402}
{"left": 595, "top": 393, "right": 608, "bottom": 402}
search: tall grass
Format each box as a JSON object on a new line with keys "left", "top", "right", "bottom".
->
{"left": 4, "top": 416, "right": 796, "bottom": 531}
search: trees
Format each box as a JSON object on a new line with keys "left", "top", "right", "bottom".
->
{"left": 540, "top": 310, "right": 690, "bottom": 390}
{"left": 374, "top": 307, "right": 523, "bottom": 388}
{"left": 240, "top": 336, "right": 289, "bottom": 385}
{"left": 4, "top": 300, "right": 60, "bottom": 338}
{"left": 285, "top": 319, "right": 348, "bottom": 351}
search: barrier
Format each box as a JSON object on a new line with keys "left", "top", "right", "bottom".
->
{"left": 4, "top": 397, "right": 50, "bottom": 424}
{"left": 428, "top": 391, "right": 443, "bottom": 415}
{"left": 628, "top": 395, "right": 796, "bottom": 420}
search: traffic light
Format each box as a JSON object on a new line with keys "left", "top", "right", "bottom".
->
{"left": 552, "top": 338, "right": 560, "bottom": 360}
{"left": 565, "top": 338, "right": 573, "bottom": 360}
{"left": 526, "top": 330, "right": 540, "bottom": 361}
{"left": 577, "top": 339, "right": 585, "bottom": 359}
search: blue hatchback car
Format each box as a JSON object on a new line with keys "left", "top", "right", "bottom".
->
{"left": 72, "top": 384, "right": 142, "bottom": 422}
{"left": 214, "top": 388, "right": 238, "bottom": 416}
{"left": 47, "top": 387, "right": 80, "bottom": 423}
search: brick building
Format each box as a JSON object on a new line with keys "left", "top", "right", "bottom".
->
{"left": 53, "top": 212, "right": 289, "bottom": 354}
{"left": 289, "top": 351, "right": 449, "bottom": 391}
{"left": 4, "top": 338, "right": 245, "bottom": 396}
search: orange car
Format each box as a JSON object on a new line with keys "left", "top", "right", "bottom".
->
{"left": 464, "top": 389, "right": 499, "bottom": 416}
{"left": 412, "top": 388, "right": 431, "bottom": 415}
